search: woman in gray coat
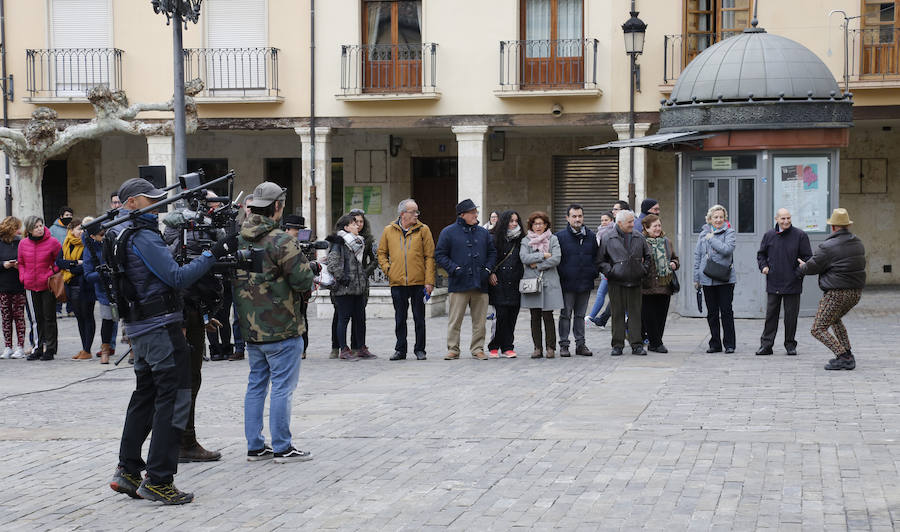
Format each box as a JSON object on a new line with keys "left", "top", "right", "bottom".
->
{"left": 520, "top": 211, "right": 563, "bottom": 358}
{"left": 693, "top": 204, "right": 737, "bottom": 353}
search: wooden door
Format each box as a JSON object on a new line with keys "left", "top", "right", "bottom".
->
{"left": 861, "top": 0, "right": 900, "bottom": 76}
{"left": 521, "top": 0, "right": 583, "bottom": 88}
{"left": 362, "top": 1, "right": 422, "bottom": 92}
{"left": 412, "top": 157, "right": 458, "bottom": 242}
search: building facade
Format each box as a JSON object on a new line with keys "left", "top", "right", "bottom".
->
{"left": 0, "top": 0, "right": 896, "bottom": 286}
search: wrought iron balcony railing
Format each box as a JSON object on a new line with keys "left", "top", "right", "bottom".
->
{"left": 184, "top": 47, "right": 280, "bottom": 97}
{"left": 340, "top": 43, "right": 437, "bottom": 94}
{"left": 498, "top": 39, "right": 599, "bottom": 90}
{"left": 26, "top": 48, "right": 123, "bottom": 98}
{"left": 850, "top": 28, "right": 900, "bottom": 79}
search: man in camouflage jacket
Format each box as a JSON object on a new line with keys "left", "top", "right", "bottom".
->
{"left": 233, "top": 182, "right": 315, "bottom": 463}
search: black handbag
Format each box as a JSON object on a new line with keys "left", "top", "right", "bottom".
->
{"left": 669, "top": 273, "right": 680, "bottom": 294}
{"left": 703, "top": 254, "right": 733, "bottom": 282}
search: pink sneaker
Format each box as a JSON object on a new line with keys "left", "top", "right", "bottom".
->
{"left": 503, "top": 350, "right": 517, "bottom": 358}
{"left": 488, "top": 349, "right": 500, "bottom": 359}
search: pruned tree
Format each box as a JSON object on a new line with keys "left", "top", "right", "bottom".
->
{"left": 0, "top": 79, "right": 204, "bottom": 218}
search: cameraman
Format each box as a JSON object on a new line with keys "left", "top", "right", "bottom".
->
{"left": 108, "top": 178, "right": 237, "bottom": 505}
{"left": 234, "top": 182, "right": 314, "bottom": 463}
{"left": 283, "top": 214, "right": 312, "bottom": 359}
{"left": 161, "top": 191, "right": 226, "bottom": 464}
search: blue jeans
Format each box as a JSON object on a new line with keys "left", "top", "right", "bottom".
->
{"left": 244, "top": 336, "right": 303, "bottom": 453}
{"left": 588, "top": 276, "right": 609, "bottom": 320}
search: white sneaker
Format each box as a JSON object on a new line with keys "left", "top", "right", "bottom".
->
{"left": 0, "top": 347, "right": 11, "bottom": 359}
{"left": 10, "top": 346, "right": 25, "bottom": 359}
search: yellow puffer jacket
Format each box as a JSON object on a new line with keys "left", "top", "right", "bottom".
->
{"left": 377, "top": 221, "right": 436, "bottom": 287}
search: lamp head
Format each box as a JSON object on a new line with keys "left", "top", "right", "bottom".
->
{"left": 622, "top": 11, "right": 647, "bottom": 55}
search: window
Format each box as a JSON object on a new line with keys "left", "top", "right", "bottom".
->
{"left": 50, "top": 0, "right": 113, "bottom": 95}
{"left": 204, "top": 0, "right": 268, "bottom": 94}
{"left": 362, "top": 0, "right": 423, "bottom": 92}
{"left": 520, "top": 0, "right": 584, "bottom": 87}
{"left": 860, "top": 1, "right": 900, "bottom": 75}
{"left": 683, "top": 0, "right": 752, "bottom": 64}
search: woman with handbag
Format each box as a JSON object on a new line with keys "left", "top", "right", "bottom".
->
{"left": 519, "top": 211, "right": 563, "bottom": 359}
{"left": 487, "top": 210, "right": 525, "bottom": 359}
{"left": 640, "top": 215, "right": 679, "bottom": 353}
{"left": 326, "top": 214, "right": 375, "bottom": 361}
{"left": 56, "top": 218, "right": 96, "bottom": 360}
{"left": 17, "top": 216, "right": 62, "bottom": 361}
{"left": 693, "top": 204, "right": 737, "bottom": 353}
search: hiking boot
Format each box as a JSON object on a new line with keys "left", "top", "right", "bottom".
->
{"left": 136, "top": 479, "right": 194, "bottom": 505}
{"left": 178, "top": 442, "right": 222, "bottom": 463}
{"left": 610, "top": 346, "right": 624, "bottom": 356}
{"left": 545, "top": 348, "right": 555, "bottom": 359}
{"left": 414, "top": 351, "right": 427, "bottom": 360}
{"left": 575, "top": 344, "right": 593, "bottom": 356}
{"left": 530, "top": 349, "right": 543, "bottom": 359}
{"left": 247, "top": 445, "right": 274, "bottom": 461}
{"left": 229, "top": 351, "right": 245, "bottom": 361}
{"left": 109, "top": 467, "right": 142, "bottom": 499}
{"left": 339, "top": 348, "right": 359, "bottom": 361}
{"left": 273, "top": 446, "right": 312, "bottom": 463}
{"left": 444, "top": 352, "right": 459, "bottom": 360}
{"left": 329, "top": 348, "right": 339, "bottom": 359}
{"left": 390, "top": 351, "right": 406, "bottom": 361}
{"left": 825, "top": 354, "right": 855, "bottom": 371}
{"left": 473, "top": 351, "right": 487, "bottom": 360}
{"left": 558, "top": 346, "right": 571, "bottom": 357}
{"left": 356, "top": 347, "right": 377, "bottom": 359}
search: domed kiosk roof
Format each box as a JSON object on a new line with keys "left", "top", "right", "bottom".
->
{"left": 670, "top": 30, "right": 841, "bottom": 104}
{"left": 659, "top": 26, "right": 852, "bottom": 133}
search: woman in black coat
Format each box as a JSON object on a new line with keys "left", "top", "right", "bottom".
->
{"left": 487, "top": 210, "right": 525, "bottom": 358}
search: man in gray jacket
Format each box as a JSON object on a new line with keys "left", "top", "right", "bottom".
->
{"left": 798, "top": 208, "right": 866, "bottom": 371}
{"left": 596, "top": 210, "right": 651, "bottom": 356}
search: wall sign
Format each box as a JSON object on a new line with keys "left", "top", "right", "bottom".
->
{"left": 710, "top": 156, "right": 732, "bottom": 170}
{"left": 344, "top": 185, "right": 382, "bottom": 214}
{"left": 773, "top": 155, "right": 829, "bottom": 232}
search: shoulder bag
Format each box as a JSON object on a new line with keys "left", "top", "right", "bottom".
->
{"left": 48, "top": 271, "right": 67, "bottom": 302}
{"left": 703, "top": 252, "right": 732, "bottom": 282}
{"left": 519, "top": 271, "right": 543, "bottom": 294}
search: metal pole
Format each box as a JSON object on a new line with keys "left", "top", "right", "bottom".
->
{"left": 309, "top": 0, "right": 318, "bottom": 239}
{"left": 628, "top": 53, "right": 636, "bottom": 210}
{"left": 843, "top": 19, "right": 850, "bottom": 93}
{"left": 1, "top": 0, "right": 11, "bottom": 216}
{"left": 172, "top": 8, "right": 187, "bottom": 179}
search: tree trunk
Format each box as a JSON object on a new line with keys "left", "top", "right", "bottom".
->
{"left": 10, "top": 163, "right": 45, "bottom": 220}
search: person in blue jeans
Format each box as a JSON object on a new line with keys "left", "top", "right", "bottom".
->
{"left": 587, "top": 211, "right": 615, "bottom": 326}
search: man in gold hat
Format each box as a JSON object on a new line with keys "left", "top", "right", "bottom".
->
{"left": 798, "top": 208, "right": 866, "bottom": 370}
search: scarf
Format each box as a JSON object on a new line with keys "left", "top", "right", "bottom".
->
{"left": 645, "top": 236, "right": 671, "bottom": 279}
{"left": 506, "top": 226, "right": 522, "bottom": 241}
{"left": 569, "top": 224, "right": 585, "bottom": 236}
{"left": 526, "top": 229, "right": 551, "bottom": 254}
{"left": 62, "top": 231, "right": 84, "bottom": 284}
{"left": 338, "top": 229, "right": 364, "bottom": 263}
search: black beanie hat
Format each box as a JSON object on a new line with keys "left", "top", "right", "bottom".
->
{"left": 640, "top": 198, "right": 658, "bottom": 214}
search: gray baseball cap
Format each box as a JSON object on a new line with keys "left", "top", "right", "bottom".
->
{"left": 247, "top": 182, "right": 287, "bottom": 207}
{"left": 118, "top": 178, "right": 166, "bottom": 201}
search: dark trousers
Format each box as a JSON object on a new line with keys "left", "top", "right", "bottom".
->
{"left": 68, "top": 284, "right": 96, "bottom": 352}
{"left": 334, "top": 294, "right": 366, "bottom": 350}
{"left": 331, "top": 293, "right": 364, "bottom": 349}
{"left": 206, "top": 291, "right": 233, "bottom": 357}
{"left": 608, "top": 284, "right": 643, "bottom": 349}
{"left": 530, "top": 309, "right": 556, "bottom": 350}
{"left": 118, "top": 323, "right": 192, "bottom": 484}
{"left": 597, "top": 306, "right": 611, "bottom": 326}
{"left": 703, "top": 284, "right": 736, "bottom": 350}
{"left": 760, "top": 293, "right": 800, "bottom": 351}
{"left": 26, "top": 290, "right": 57, "bottom": 354}
{"left": 181, "top": 308, "right": 206, "bottom": 447}
{"left": 641, "top": 294, "right": 671, "bottom": 348}
{"left": 488, "top": 304, "right": 520, "bottom": 352}
{"left": 390, "top": 285, "right": 426, "bottom": 354}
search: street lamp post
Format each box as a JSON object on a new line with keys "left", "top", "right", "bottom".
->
{"left": 622, "top": 2, "right": 647, "bottom": 210}
{"left": 151, "top": 0, "right": 202, "bottom": 180}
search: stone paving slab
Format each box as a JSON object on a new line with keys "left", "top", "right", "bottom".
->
{"left": 0, "top": 287, "right": 898, "bottom": 530}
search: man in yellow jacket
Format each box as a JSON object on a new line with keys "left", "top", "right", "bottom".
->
{"left": 377, "top": 199, "right": 435, "bottom": 361}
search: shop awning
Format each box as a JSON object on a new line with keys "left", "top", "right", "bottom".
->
{"left": 581, "top": 131, "right": 716, "bottom": 151}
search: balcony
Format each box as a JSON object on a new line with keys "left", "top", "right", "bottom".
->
{"left": 661, "top": 33, "right": 737, "bottom": 89}
{"left": 849, "top": 28, "right": 900, "bottom": 89}
{"left": 183, "top": 47, "right": 282, "bottom": 103}
{"left": 25, "top": 48, "right": 123, "bottom": 103}
{"left": 337, "top": 43, "right": 439, "bottom": 101}
{"left": 495, "top": 39, "right": 601, "bottom": 98}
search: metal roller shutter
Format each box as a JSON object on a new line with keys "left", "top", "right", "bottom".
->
{"left": 552, "top": 155, "right": 619, "bottom": 232}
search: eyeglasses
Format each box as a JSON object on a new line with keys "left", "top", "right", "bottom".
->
{"left": 404, "top": 210, "right": 420, "bottom": 215}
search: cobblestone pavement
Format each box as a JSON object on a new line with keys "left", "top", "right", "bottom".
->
{"left": 1, "top": 288, "right": 899, "bottom": 531}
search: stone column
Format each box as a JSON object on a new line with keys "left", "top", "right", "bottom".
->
{"left": 612, "top": 123, "right": 651, "bottom": 207}
{"left": 295, "top": 126, "right": 332, "bottom": 240}
{"left": 451, "top": 125, "right": 489, "bottom": 211}
{"left": 146, "top": 135, "right": 175, "bottom": 187}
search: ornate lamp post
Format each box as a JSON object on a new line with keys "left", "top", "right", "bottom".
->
{"left": 151, "top": 0, "right": 202, "bottom": 180}
{"left": 622, "top": 2, "right": 647, "bottom": 210}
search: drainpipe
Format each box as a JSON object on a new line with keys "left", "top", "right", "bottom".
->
{"left": 309, "top": 0, "right": 318, "bottom": 239}
{"left": 1, "top": 0, "right": 11, "bottom": 216}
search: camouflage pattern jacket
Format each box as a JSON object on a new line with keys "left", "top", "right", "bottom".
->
{"left": 232, "top": 214, "right": 313, "bottom": 344}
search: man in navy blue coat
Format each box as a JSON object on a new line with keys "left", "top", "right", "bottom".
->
{"left": 756, "top": 208, "right": 812, "bottom": 356}
{"left": 555, "top": 204, "right": 599, "bottom": 356}
{"left": 434, "top": 199, "right": 496, "bottom": 360}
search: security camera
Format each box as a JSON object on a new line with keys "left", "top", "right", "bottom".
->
{"left": 551, "top": 103, "right": 564, "bottom": 116}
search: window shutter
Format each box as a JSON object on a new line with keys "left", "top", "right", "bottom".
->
{"left": 552, "top": 156, "right": 619, "bottom": 232}
{"left": 51, "top": 0, "right": 111, "bottom": 49}
{"left": 204, "top": 0, "right": 267, "bottom": 92}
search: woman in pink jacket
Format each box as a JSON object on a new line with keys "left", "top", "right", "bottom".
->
{"left": 18, "top": 216, "right": 61, "bottom": 360}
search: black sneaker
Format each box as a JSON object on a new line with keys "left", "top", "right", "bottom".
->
{"left": 414, "top": 351, "right": 427, "bottom": 360}
{"left": 26, "top": 349, "right": 42, "bottom": 361}
{"left": 40, "top": 350, "right": 55, "bottom": 361}
{"left": 109, "top": 467, "right": 142, "bottom": 499}
{"left": 273, "top": 446, "right": 312, "bottom": 463}
{"left": 825, "top": 355, "right": 855, "bottom": 371}
{"left": 610, "top": 347, "right": 624, "bottom": 356}
{"left": 631, "top": 345, "right": 647, "bottom": 356}
{"left": 247, "top": 445, "right": 274, "bottom": 461}
{"left": 390, "top": 351, "right": 406, "bottom": 361}
{"left": 755, "top": 347, "right": 774, "bottom": 356}
{"left": 136, "top": 479, "right": 194, "bottom": 505}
